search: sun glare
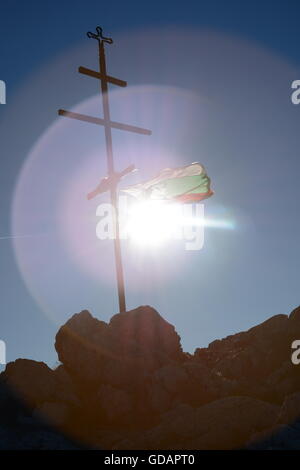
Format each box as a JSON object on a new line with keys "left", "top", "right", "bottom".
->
{"left": 124, "top": 200, "right": 236, "bottom": 247}
{"left": 125, "top": 200, "right": 203, "bottom": 247}
{"left": 125, "top": 201, "right": 175, "bottom": 246}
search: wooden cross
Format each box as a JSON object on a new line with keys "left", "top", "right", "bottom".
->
{"left": 58, "top": 26, "right": 152, "bottom": 313}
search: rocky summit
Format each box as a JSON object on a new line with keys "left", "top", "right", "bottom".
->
{"left": 1, "top": 305, "right": 300, "bottom": 449}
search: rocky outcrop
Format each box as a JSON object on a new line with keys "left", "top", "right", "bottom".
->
{"left": 54, "top": 306, "right": 183, "bottom": 390}
{"left": 1, "top": 359, "right": 79, "bottom": 409}
{"left": 1, "top": 304, "right": 300, "bottom": 449}
{"left": 97, "top": 384, "right": 134, "bottom": 422}
{"left": 277, "top": 392, "right": 300, "bottom": 425}
{"left": 120, "top": 397, "right": 278, "bottom": 450}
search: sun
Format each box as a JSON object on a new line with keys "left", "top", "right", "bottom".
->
{"left": 125, "top": 201, "right": 179, "bottom": 246}
{"left": 124, "top": 200, "right": 203, "bottom": 247}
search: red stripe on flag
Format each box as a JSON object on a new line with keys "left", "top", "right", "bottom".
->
{"left": 174, "top": 190, "right": 214, "bottom": 203}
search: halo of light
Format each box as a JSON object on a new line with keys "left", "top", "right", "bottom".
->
{"left": 11, "top": 83, "right": 208, "bottom": 323}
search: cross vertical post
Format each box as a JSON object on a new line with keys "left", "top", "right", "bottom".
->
{"left": 58, "top": 26, "right": 152, "bottom": 313}
{"left": 97, "top": 36, "right": 126, "bottom": 313}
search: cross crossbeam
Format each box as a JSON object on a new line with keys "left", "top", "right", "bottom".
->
{"left": 78, "top": 66, "right": 127, "bottom": 87}
{"left": 58, "top": 109, "right": 152, "bottom": 135}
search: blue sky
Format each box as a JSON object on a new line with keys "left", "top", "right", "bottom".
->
{"left": 0, "top": 0, "right": 300, "bottom": 367}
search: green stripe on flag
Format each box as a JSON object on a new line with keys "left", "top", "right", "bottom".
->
{"left": 148, "top": 174, "right": 210, "bottom": 199}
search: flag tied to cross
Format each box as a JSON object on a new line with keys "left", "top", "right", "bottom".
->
{"left": 120, "top": 162, "right": 214, "bottom": 203}
{"left": 87, "top": 162, "right": 213, "bottom": 203}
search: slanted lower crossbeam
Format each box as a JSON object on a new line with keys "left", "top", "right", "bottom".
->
{"left": 58, "top": 109, "right": 152, "bottom": 136}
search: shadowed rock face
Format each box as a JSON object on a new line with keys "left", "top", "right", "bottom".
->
{"left": 1, "top": 305, "right": 300, "bottom": 449}
{"left": 54, "top": 306, "right": 183, "bottom": 390}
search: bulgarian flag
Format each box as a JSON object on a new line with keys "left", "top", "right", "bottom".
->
{"left": 121, "top": 162, "right": 214, "bottom": 203}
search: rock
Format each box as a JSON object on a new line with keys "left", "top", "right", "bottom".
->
{"left": 1, "top": 359, "right": 81, "bottom": 412}
{"left": 197, "top": 314, "right": 293, "bottom": 390}
{"left": 1, "top": 359, "right": 58, "bottom": 407}
{"left": 114, "top": 403, "right": 194, "bottom": 450}
{"left": 97, "top": 384, "right": 133, "bottom": 422}
{"left": 147, "top": 381, "right": 173, "bottom": 414}
{"left": 0, "top": 426, "right": 64, "bottom": 450}
{"left": 93, "top": 429, "right": 125, "bottom": 449}
{"left": 134, "top": 404, "right": 192, "bottom": 449}
{"left": 266, "top": 360, "right": 294, "bottom": 387}
{"left": 55, "top": 306, "right": 183, "bottom": 389}
{"left": 14, "top": 429, "right": 81, "bottom": 450}
{"left": 288, "top": 306, "right": 300, "bottom": 346}
{"left": 53, "top": 365, "right": 80, "bottom": 406}
{"left": 256, "top": 359, "right": 300, "bottom": 404}
{"left": 187, "top": 396, "right": 279, "bottom": 450}
{"left": 3, "top": 304, "right": 300, "bottom": 449}
{"left": 245, "top": 424, "right": 284, "bottom": 449}
{"left": 248, "top": 423, "right": 300, "bottom": 450}
{"left": 244, "top": 423, "right": 300, "bottom": 450}
{"left": 155, "top": 364, "right": 189, "bottom": 395}
{"left": 55, "top": 310, "right": 110, "bottom": 383}
{"left": 161, "top": 403, "right": 196, "bottom": 439}
{"left": 136, "top": 397, "right": 278, "bottom": 450}
{"left": 208, "top": 330, "right": 249, "bottom": 353}
{"left": 289, "top": 306, "right": 300, "bottom": 327}
{"left": 277, "top": 392, "right": 300, "bottom": 425}
{"left": 109, "top": 306, "right": 183, "bottom": 363}
{"left": 0, "top": 380, "right": 22, "bottom": 422}
{"left": 162, "top": 361, "right": 238, "bottom": 407}
{"left": 181, "top": 361, "right": 216, "bottom": 405}
{"left": 112, "top": 438, "right": 136, "bottom": 450}
{"left": 34, "top": 402, "right": 69, "bottom": 428}
{"left": 247, "top": 314, "right": 289, "bottom": 342}
{"left": 100, "top": 355, "right": 150, "bottom": 391}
